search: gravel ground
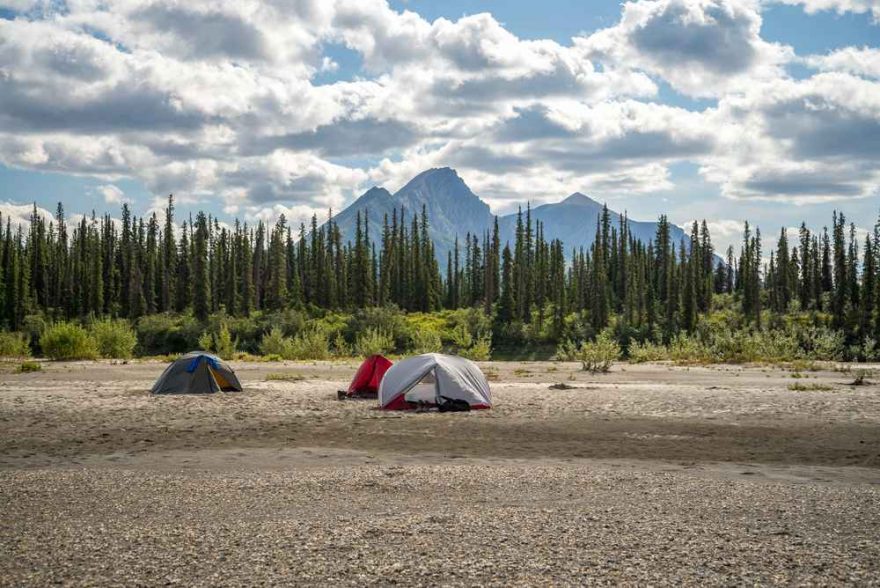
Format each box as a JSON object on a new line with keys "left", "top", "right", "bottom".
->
{"left": 1, "top": 461, "right": 878, "bottom": 586}
{"left": 1, "top": 360, "right": 878, "bottom": 585}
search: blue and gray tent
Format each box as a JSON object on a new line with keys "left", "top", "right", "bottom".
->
{"left": 151, "top": 351, "right": 242, "bottom": 394}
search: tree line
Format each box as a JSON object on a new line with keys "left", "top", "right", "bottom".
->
{"left": 1, "top": 196, "right": 879, "bottom": 355}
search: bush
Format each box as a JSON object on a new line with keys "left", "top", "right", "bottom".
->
{"left": 214, "top": 324, "right": 237, "bottom": 359}
{"left": 40, "top": 322, "right": 98, "bottom": 360}
{"left": 91, "top": 319, "right": 137, "bottom": 359}
{"left": 259, "top": 327, "right": 294, "bottom": 358}
{"left": 445, "top": 308, "right": 493, "bottom": 343}
{"left": 628, "top": 340, "right": 668, "bottom": 363}
{"left": 199, "top": 323, "right": 237, "bottom": 360}
{"left": 346, "top": 306, "right": 410, "bottom": 351}
{"left": 332, "top": 332, "right": 352, "bottom": 357}
{"left": 578, "top": 330, "right": 620, "bottom": 373}
{"left": 206, "top": 314, "right": 263, "bottom": 354}
{"left": 863, "top": 338, "right": 879, "bottom": 362}
{"left": 668, "top": 334, "right": 715, "bottom": 364}
{"left": 0, "top": 331, "right": 31, "bottom": 358}
{"left": 259, "top": 325, "right": 336, "bottom": 360}
{"left": 17, "top": 360, "right": 41, "bottom": 373}
{"left": 460, "top": 335, "right": 492, "bottom": 361}
{"left": 22, "top": 315, "right": 47, "bottom": 353}
{"left": 410, "top": 329, "right": 442, "bottom": 354}
{"left": 136, "top": 314, "right": 202, "bottom": 355}
{"left": 355, "top": 328, "right": 395, "bottom": 357}
{"left": 288, "top": 327, "right": 332, "bottom": 360}
{"left": 197, "top": 331, "right": 214, "bottom": 353}
{"left": 802, "top": 327, "right": 845, "bottom": 361}
{"left": 553, "top": 338, "right": 579, "bottom": 361}
{"left": 449, "top": 323, "right": 473, "bottom": 349}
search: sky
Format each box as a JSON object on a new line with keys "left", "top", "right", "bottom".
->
{"left": 0, "top": 0, "right": 878, "bottom": 254}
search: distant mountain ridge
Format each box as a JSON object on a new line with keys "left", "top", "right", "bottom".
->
{"left": 326, "top": 167, "right": 689, "bottom": 264}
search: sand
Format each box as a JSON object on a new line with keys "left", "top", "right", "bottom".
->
{"left": 1, "top": 360, "right": 878, "bottom": 585}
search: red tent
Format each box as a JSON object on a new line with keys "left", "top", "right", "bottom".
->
{"left": 346, "top": 355, "right": 393, "bottom": 398}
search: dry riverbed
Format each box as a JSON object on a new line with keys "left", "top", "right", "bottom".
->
{"left": 1, "top": 360, "right": 878, "bottom": 585}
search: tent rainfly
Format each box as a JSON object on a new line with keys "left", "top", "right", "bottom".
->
{"left": 345, "top": 354, "right": 393, "bottom": 398}
{"left": 378, "top": 353, "right": 491, "bottom": 410}
{"left": 151, "top": 351, "right": 242, "bottom": 394}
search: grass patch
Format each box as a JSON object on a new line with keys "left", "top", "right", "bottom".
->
{"left": 265, "top": 372, "right": 306, "bottom": 382}
{"left": 788, "top": 382, "right": 834, "bottom": 392}
{"left": 16, "top": 360, "right": 42, "bottom": 373}
{"left": 513, "top": 368, "right": 531, "bottom": 376}
{"left": 785, "top": 359, "right": 822, "bottom": 372}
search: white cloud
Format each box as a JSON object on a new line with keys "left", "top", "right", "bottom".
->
{"left": 805, "top": 46, "right": 880, "bottom": 78}
{"left": 97, "top": 184, "right": 127, "bottom": 204}
{"left": 579, "top": 0, "right": 793, "bottom": 98}
{"left": 774, "top": 0, "right": 880, "bottom": 22}
{"left": 701, "top": 72, "right": 880, "bottom": 202}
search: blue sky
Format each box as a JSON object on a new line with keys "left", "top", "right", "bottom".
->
{"left": 0, "top": 0, "right": 878, "bottom": 253}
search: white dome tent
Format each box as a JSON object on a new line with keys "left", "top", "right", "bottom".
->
{"left": 378, "top": 353, "right": 492, "bottom": 410}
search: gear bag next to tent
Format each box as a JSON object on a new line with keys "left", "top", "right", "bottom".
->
{"left": 345, "top": 354, "right": 393, "bottom": 398}
{"left": 378, "top": 353, "right": 491, "bottom": 410}
{"left": 151, "top": 351, "right": 243, "bottom": 394}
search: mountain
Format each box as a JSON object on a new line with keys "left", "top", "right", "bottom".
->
{"left": 329, "top": 168, "right": 494, "bottom": 260}
{"left": 497, "top": 192, "right": 688, "bottom": 253}
{"left": 325, "top": 167, "right": 689, "bottom": 265}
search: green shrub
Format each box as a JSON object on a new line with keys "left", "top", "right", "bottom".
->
{"left": 91, "top": 319, "right": 137, "bottom": 359}
{"left": 355, "top": 328, "right": 394, "bottom": 357}
{"left": 578, "top": 330, "right": 620, "bottom": 373}
{"left": 628, "top": 340, "right": 668, "bottom": 363}
{"left": 274, "top": 309, "right": 309, "bottom": 337}
{"left": 346, "top": 306, "right": 411, "bottom": 351}
{"left": 312, "top": 312, "right": 350, "bottom": 340}
{"left": 553, "top": 338, "right": 579, "bottom": 361}
{"left": 40, "top": 322, "right": 98, "bottom": 360}
{"left": 198, "top": 323, "right": 237, "bottom": 360}
{"left": 461, "top": 335, "right": 492, "bottom": 361}
{"left": 404, "top": 313, "right": 446, "bottom": 339}
{"left": 803, "top": 327, "right": 845, "bottom": 361}
{"left": 332, "top": 332, "right": 352, "bottom": 357}
{"left": 288, "top": 327, "right": 332, "bottom": 360}
{"left": 668, "top": 334, "right": 714, "bottom": 364}
{"left": 204, "top": 314, "right": 264, "bottom": 354}
{"left": 17, "top": 360, "right": 41, "bottom": 373}
{"left": 0, "top": 331, "right": 31, "bottom": 358}
{"left": 214, "top": 324, "right": 237, "bottom": 359}
{"left": 450, "top": 323, "right": 473, "bottom": 349}
{"left": 22, "top": 315, "right": 47, "bottom": 353}
{"left": 863, "top": 338, "right": 879, "bottom": 362}
{"left": 197, "top": 331, "right": 214, "bottom": 353}
{"left": 445, "top": 308, "right": 493, "bottom": 344}
{"left": 410, "top": 329, "right": 442, "bottom": 354}
{"left": 136, "top": 314, "right": 202, "bottom": 355}
{"left": 259, "top": 327, "right": 294, "bottom": 358}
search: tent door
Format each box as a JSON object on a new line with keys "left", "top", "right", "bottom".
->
{"left": 403, "top": 368, "right": 439, "bottom": 405}
{"left": 210, "top": 368, "right": 232, "bottom": 391}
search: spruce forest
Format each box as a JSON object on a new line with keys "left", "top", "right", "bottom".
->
{"left": 1, "top": 196, "right": 879, "bottom": 364}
